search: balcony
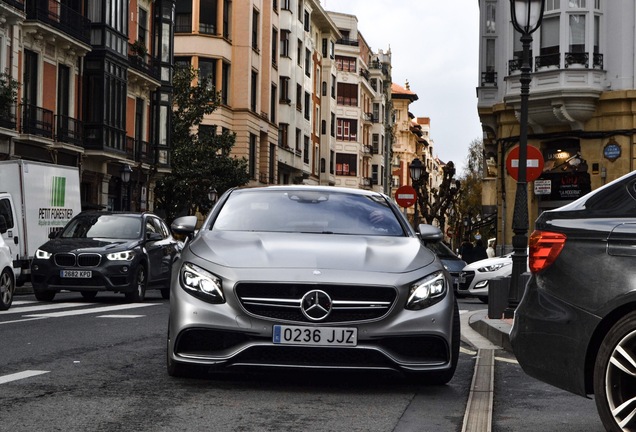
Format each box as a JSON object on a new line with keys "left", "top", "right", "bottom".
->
{"left": 25, "top": 0, "right": 90, "bottom": 45}
{"left": 336, "top": 38, "right": 359, "bottom": 47}
{"left": 362, "top": 145, "right": 373, "bottom": 157}
{"left": 128, "top": 44, "right": 161, "bottom": 82}
{"left": 360, "top": 68, "right": 369, "bottom": 81}
{"left": 0, "top": 101, "right": 18, "bottom": 132}
{"left": 126, "top": 136, "right": 156, "bottom": 165}
{"left": 2, "top": 0, "right": 25, "bottom": 11}
{"left": 481, "top": 71, "right": 497, "bottom": 87}
{"left": 21, "top": 104, "right": 53, "bottom": 139}
{"left": 55, "top": 114, "right": 83, "bottom": 146}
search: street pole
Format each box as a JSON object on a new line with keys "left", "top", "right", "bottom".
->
{"left": 508, "top": 0, "right": 544, "bottom": 313}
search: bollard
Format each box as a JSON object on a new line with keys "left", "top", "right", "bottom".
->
{"left": 488, "top": 276, "right": 510, "bottom": 319}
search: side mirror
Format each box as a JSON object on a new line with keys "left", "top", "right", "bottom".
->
{"left": 49, "top": 230, "right": 60, "bottom": 239}
{"left": 417, "top": 224, "right": 443, "bottom": 242}
{"left": 171, "top": 216, "right": 198, "bottom": 236}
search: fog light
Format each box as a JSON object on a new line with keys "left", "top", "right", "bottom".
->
{"left": 121, "top": 266, "right": 129, "bottom": 273}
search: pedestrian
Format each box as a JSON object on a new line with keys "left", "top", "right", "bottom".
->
{"left": 458, "top": 237, "right": 474, "bottom": 263}
{"left": 473, "top": 239, "right": 488, "bottom": 262}
{"left": 487, "top": 238, "right": 496, "bottom": 258}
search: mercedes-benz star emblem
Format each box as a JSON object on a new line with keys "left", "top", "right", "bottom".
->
{"left": 301, "top": 290, "right": 332, "bottom": 321}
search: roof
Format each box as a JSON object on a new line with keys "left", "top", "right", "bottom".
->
{"left": 391, "top": 83, "right": 419, "bottom": 101}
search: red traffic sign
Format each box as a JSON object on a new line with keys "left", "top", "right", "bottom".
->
{"left": 395, "top": 185, "right": 417, "bottom": 208}
{"left": 506, "top": 145, "right": 545, "bottom": 182}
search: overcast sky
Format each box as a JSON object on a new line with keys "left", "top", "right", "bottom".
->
{"left": 322, "top": 0, "right": 482, "bottom": 173}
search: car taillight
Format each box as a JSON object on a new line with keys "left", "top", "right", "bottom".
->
{"left": 528, "top": 230, "right": 566, "bottom": 273}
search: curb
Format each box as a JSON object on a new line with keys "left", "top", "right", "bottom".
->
{"left": 468, "top": 310, "right": 513, "bottom": 353}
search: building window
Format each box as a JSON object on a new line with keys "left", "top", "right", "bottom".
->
{"left": 175, "top": 1, "right": 192, "bottom": 33}
{"left": 297, "top": 39, "right": 302, "bottom": 66}
{"left": 296, "top": 84, "right": 302, "bottom": 111}
{"left": 200, "top": 0, "right": 218, "bottom": 34}
{"left": 199, "top": 58, "right": 217, "bottom": 90}
{"left": 539, "top": 16, "right": 560, "bottom": 67}
{"left": 252, "top": 8, "right": 259, "bottom": 50}
{"left": 335, "top": 56, "right": 356, "bottom": 72}
{"left": 569, "top": 14, "right": 586, "bottom": 53}
{"left": 336, "top": 118, "right": 357, "bottom": 141}
{"left": 272, "top": 28, "right": 278, "bottom": 66}
{"left": 331, "top": 74, "right": 336, "bottom": 98}
{"left": 295, "top": 128, "right": 301, "bottom": 152}
{"left": 330, "top": 150, "right": 335, "bottom": 174}
{"left": 303, "top": 135, "right": 310, "bottom": 163}
{"left": 305, "top": 48, "right": 311, "bottom": 76}
{"left": 251, "top": 70, "right": 258, "bottom": 112}
{"left": 372, "top": 165, "right": 379, "bottom": 185}
{"left": 372, "top": 134, "right": 379, "bottom": 154}
{"left": 281, "top": 30, "right": 290, "bottom": 57}
{"left": 322, "top": 38, "right": 328, "bottom": 57}
{"left": 249, "top": 133, "right": 257, "bottom": 178}
{"left": 304, "top": 10, "right": 310, "bottom": 32}
{"left": 221, "top": 61, "right": 230, "bottom": 105}
{"left": 545, "top": 0, "right": 561, "bottom": 11}
{"left": 278, "top": 123, "right": 289, "bottom": 148}
{"left": 485, "top": 2, "right": 496, "bottom": 34}
{"left": 271, "top": 83, "right": 277, "bottom": 123}
{"left": 337, "top": 83, "right": 358, "bottom": 106}
{"left": 336, "top": 153, "right": 357, "bottom": 176}
{"left": 330, "top": 112, "right": 335, "bottom": 137}
{"left": 304, "top": 92, "right": 310, "bottom": 120}
{"left": 282, "top": 0, "right": 290, "bottom": 10}
{"left": 223, "top": 0, "right": 231, "bottom": 39}
{"left": 138, "top": 8, "right": 148, "bottom": 44}
{"left": 279, "top": 76, "right": 290, "bottom": 103}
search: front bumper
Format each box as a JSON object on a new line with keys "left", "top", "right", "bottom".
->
{"left": 511, "top": 277, "right": 600, "bottom": 396}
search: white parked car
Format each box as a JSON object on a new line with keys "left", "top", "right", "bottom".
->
{"left": 0, "top": 233, "right": 16, "bottom": 310}
{"left": 457, "top": 253, "right": 513, "bottom": 303}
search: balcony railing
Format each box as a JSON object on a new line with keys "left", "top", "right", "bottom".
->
{"left": 535, "top": 53, "right": 560, "bottom": 69}
{"left": 481, "top": 71, "right": 497, "bottom": 86}
{"left": 128, "top": 44, "right": 160, "bottom": 80}
{"left": 336, "top": 38, "right": 359, "bottom": 47}
{"left": 360, "top": 68, "right": 369, "bottom": 81}
{"left": 565, "top": 52, "right": 589, "bottom": 68}
{"left": 0, "top": 101, "right": 18, "bottom": 131}
{"left": 593, "top": 53, "right": 604, "bottom": 69}
{"left": 55, "top": 114, "right": 83, "bottom": 146}
{"left": 3, "top": 0, "right": 25, "bottom": 11}
{"left": 21, "top": 103, "right": 53, "bottom": 138}
{"left": 26, "top": 0, "right": 90, "bottom": 44}
{"left": 126, "top": 136, "right": 156, "bottom": 164}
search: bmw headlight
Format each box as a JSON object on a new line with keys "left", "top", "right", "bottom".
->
{"left": 107, "top": 250, "right": 135, "bottom": 261}
{"left": 406, "top": 271, "right": 447, "bottom": 310}
{"left": 477, "top": 263, "right": 507, "bottom": 272}
{"left": 35, "top": 249, "right": 52, "bottom": 260}
{"left": 180, "top": 262, "right": 224, "bottom": 303}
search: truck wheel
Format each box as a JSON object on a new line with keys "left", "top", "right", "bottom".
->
{"left": 34, "top": 289, "right": 56, "bottom": 302}
{"left": 0, "top": 268, "right": 15, "bottom": 310}
{"left": 593, "top": 311, "right": 636, "bottom": 432}
{"left": 125, "top": 265, "right": 146, "bottom": 303}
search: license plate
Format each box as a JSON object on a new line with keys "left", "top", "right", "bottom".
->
{"left": 60, "top": 270, "right": 92, "bottom": 278}
{"left": 273, "top": 325, "right": 357, "bottom": 346}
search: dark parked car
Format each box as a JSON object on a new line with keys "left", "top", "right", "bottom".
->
{"left": 423, "top": 239, "right": 467, "bottom": 296}
{"left": 511, "top": 170, "right": 636, "bottom": 432}
{"left": 167, "top": 186, "right": 459, "bottom": 384}
{"left": 31, "top": 211, "right": 179, "bottom": 302}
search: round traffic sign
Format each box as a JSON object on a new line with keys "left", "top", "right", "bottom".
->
{"left": 506, "top": 145, "right": 545, "bottom": 182}
{"left": 395, "top": 185, "right": 417, "bottom": 208}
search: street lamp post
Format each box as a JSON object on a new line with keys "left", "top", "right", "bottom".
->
{"left": 207, "top": 187, "right": 218, "bottom": 207}
{"left": 508, "top": 0, "right": 545, "bottom": 309}
{"left": 120, "top": 164, "right": 132, "bottom": 211}
{"left": 409, "top": 158, "right": 423, "bottom": 229}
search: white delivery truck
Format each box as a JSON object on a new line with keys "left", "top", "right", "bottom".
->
{"left": 0, "top": 160, "right": 82, "bottom": 285}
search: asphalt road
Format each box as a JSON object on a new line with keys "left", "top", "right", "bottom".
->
{"left": 0, "top": 292, "right": 604, "bottom": 431}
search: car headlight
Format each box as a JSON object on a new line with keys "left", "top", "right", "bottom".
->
{"left": 477, "top": 263, "right": 507, "bottom": 272}
{"left": 406, "top": 271, "right": 447, "bottom": 310}
{"left": 180, "top": 262, "right": 224, "bottom": 303}
{"left": 35, "top": 249, "right": 52, "bottom": 260}
{"left": 107, "top": 250, "right": 135, "bottom": 261}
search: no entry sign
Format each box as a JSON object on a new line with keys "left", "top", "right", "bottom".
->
{"left": 395, "top": 185, "right": 417, "bottom": 208}
{"left": 506, "top": 145, "right": 544, "bottom": 182}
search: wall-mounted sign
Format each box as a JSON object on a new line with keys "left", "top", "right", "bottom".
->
{"left": 534, "top": 179, "right": 551, "bottom": 195}
{"left": 604, "top": 140, "right": 621, "bottom": 162}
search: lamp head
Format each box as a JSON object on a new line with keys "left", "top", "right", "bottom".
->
{"left": 409, "top": 158, "right": 423, "bottom": 182}
{"left": 510, "top": 0, "right": 545, "bottom": 35}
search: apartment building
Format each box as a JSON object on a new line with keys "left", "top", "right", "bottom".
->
{"left": 0, "top": 0, "right": 175, "bottom": 212}
{"left": 477, "top": 0, "right": 636, "bottom": 250}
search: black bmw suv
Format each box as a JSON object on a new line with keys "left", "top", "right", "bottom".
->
{"left": 31, "top": 211, "right": 179, "bottom": 302}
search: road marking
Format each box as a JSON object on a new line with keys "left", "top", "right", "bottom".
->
{"left": 23, "top": 303, "right": 159, "bottom": 318}
{"left": 0, "top": 302, "right": 91, "bottom": 315}
{"left": 0, "top": 316, "right": 48, "bottom": 325}
{"left": 0, "top": 370, "right": 50, "bottom": 384}
{"left": 97, "top": 315, "right": 146, "bottom": 318}
{"left": 462, "top": 349, "right": 494, "bottom": 432}
{"left": 461, "top": 347, "right": 477, "bottom": 356}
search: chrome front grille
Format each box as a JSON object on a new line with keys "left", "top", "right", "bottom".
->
{"left": 54, "top": 253, "right": 76, "bottom": 267}
{"left": 235, "top": 283, "right": 397, "bottom": 324}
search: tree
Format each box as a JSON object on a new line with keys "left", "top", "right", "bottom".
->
{"left": 154, "top": 66, "right": 250, "bottom": 223}
{"left": 456, "top": 139, "right": 489, "bottom": 240}
{"left": 414, "top": 161, "right": 461, "bottom": 231}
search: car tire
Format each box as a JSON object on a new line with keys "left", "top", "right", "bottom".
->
{"left": 34, "top": 289, "right": 56, "bottom": 302}
{"left": 125, "top": 265, "right": 147, "bottom": 303}
{"left": 407, "top": 300, "right": 460, "bottom": 385}
{"left": 81, "top": 291, "right": 98, "bottom": 300}
{"left": 593, "top": 311, "right": 636, "bottom": 432}
{"left": 0, "top": 268, "right": 15, "bottom": 310}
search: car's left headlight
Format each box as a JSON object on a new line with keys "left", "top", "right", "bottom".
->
{"left": 180, "top": 262, "right": 224, "bottom": 303}
{"left": 107, "top": 250, "right": 135, "bottom": 261}
{"left": 406, "top": 271, "right": 447, "bottom": 310}
{"left": 35, "top": 249, "right": 52, "bottom": 260}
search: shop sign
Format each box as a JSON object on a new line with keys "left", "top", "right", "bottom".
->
{"left": 534, "top": 179, "right": 551, "bottom": 195}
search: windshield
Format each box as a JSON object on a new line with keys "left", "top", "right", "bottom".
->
{"left": 61, "top": 214, "right": 142, "bottom": 239}
{"left": 211, "top": 189, "right": 405, "bottom": 236}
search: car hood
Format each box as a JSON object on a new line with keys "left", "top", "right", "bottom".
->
{"left": 189, "top": 231, "right": 436, "bottom": 273}
{"left": 39, "top": 238, "right": 141, "bottom": 253}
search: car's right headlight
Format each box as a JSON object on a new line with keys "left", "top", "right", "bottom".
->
{"left": 406, "top": 271, "right": 447, "bottom": 310}
{"left": 180, "top": 262, "right": 224, "bottom": 303}
{"left": 477, "top": 263, "right": 508, "bottom": 272}
{"left": 35, "top": 249, "right": 52, "bottom": 260}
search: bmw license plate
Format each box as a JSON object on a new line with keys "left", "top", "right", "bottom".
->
{"left": 60, "top": 270, "right": 92, "bottom": 278}
{"left": 273, "top": 325, "right": 357, "bottom": 346}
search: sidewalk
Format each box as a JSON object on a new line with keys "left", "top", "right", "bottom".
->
{"left": 467, "top": 310, "right": 513, "bottom": 353}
